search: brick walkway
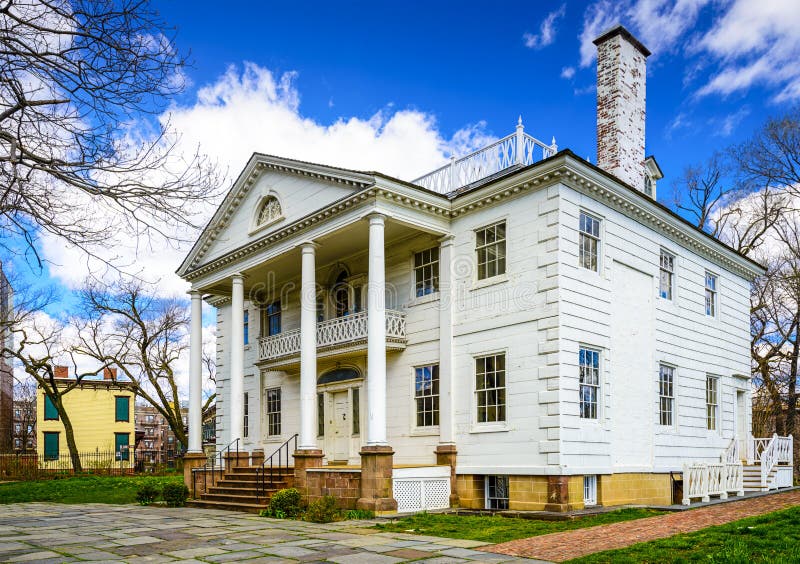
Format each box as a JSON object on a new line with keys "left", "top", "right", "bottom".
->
{"left": 482, "top": 489, "right": 800, "bottom": 562}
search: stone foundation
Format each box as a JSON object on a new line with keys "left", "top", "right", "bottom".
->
{"left": 356, "top": 445, "right": 397, "bottom": 513}
{"left": 293, "top": 449, "right": 324, "bottom": 498}
{"left": 435, "top": 444, "right": 459, "bottom": 507}
{"left": 598, "top": 473, "right": 672, "bottom": 506}
{"left": 182, "top": 452, "right": 208, "bottom": 497}
{"left": 306, "top": 468, "right": 361, "bottom": 509}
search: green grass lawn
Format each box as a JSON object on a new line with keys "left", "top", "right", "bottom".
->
{"left": 568, "top": 505, "right": 800, "bottom": 563}
{"left": 373, "top": 508, "right": 665, "bottom": 544}
{"left": 0, "top": 474, "right": 184, "bottom": 505}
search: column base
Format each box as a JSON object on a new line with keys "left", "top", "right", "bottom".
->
{"left": 251, "top": 449, "right": 265, "bottom": 468}
{"left": 183, "top": 452, "right": 208, "bottom": 498}
{"left": 356, "top": 445, "right": 398, "bottom": 514}
{"left": 543, "top": 476, "right": 575, "bottom": 512}
{"left": 435, "top": 443, "right": 459, "bottom": 508}
{"left": 293, "top": 449, "right": 324, "bottom": 499}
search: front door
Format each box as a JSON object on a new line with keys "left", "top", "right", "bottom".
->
{"left": 331, "top": 391, "right": 350, "bottom": 462}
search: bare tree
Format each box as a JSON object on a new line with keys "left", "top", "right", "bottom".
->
{"left": 0, "top": 0, "right": 219, "bottom": 266}
{"left": 11, "top": 377, "right": 36, "bottom": 452}
{"left": 74, "top": 280, "right": 211, "bottom": 449}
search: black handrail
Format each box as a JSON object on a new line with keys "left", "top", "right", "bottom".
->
{"left": 191, "top": 438, "right": 239, "bottom": 499}
{"left": 256, "top": 434, "right": 298, "bottom": 501}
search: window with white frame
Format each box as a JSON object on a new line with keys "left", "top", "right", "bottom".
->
{"left": 260, "top": 301, "right": 281, "bottom": 338}
{"left": 414, "top": 365, "right": 440, "bottom": 427}
{"left": 659, "top": 365, "right": 674, "bottom": 426}
{"left": 352, "top": 388, "right": 360, "bottom": 435}
{"left": 579, "top": 348, "right": 600, "bottom": 419}
{"left": 659, "top": 250, "right": 674, "bottom": 300}
{"left": 243, "top": 392, "right": 249, "bottom": 438}
{"left": 579, "top": 211, "right": 601, "bottom": 272}
{"left": 266, "top": 387, "right": 281, "bottom": 437}
{"left": 475, "top": 354, "right": 506, "bottom": 423}
{"left": 705, "top": 272, "right": 717, "bottom": 317}
{"left": 706, "top": 376, "right": 718, "bottom": 431}
{"left": 256, "top": 196, "right": 282, "bottom": 226}
{"left": 243, "top": 310, "right": 249, "bottom": 345}
{"left": 414, "top": 247, "right": 439, "bottom": 297}
{"left": 485, "top": 475, "right": 509, "bottom": 510}
{"left": 583, "top": 475, "right": 598, "bottom": 506}
{"left": 475, "top": 222, "right": 506, "bottom": 280}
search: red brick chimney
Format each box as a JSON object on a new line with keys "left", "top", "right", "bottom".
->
{"left": 53, "top": 365, "right": 69, "bottom": 379}
{"left": 103, "top": 367, "right": 117, "bottom": 381}
{"left": 594, "top": 25, "right": 650, "bottom": 192}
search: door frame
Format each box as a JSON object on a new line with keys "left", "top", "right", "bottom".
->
{"left": 317, "top": 378, "right": 363, "bottom": 464}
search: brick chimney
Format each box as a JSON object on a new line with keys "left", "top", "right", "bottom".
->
{"left": 594, "top": 25, "right": 650, "bottom": 192}
{"left": 53, "top": 365, "right": 69, "bottom": 379}
{"left": 103, "top": 367, "right": 117, "bottom": 381}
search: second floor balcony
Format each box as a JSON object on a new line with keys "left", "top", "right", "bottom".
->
{"left": 258, "top": 309, "right": 407, "bottom": 367}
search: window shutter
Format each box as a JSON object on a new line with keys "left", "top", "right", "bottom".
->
{"left": 43, "top": 432, "right": 59, "bottom": 460}
{"left": 44, "top": 395, "right": 59, "bottom": 420}
{"left": 115, "top": 397, "right": 129, "bottom": 421}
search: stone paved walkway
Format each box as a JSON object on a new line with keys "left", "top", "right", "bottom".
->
{"left": 483, "top": 489, "right": 800, "bottom": 562}
{"left": 0, "top": 503, "right": 542, "bottom": 563}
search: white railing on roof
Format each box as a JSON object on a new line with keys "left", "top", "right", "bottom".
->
{"left": 412, "top": 118, "right": 558, "bottom": 194}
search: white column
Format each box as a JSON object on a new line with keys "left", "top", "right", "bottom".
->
{"left": 367, "top": 214, "right": 387, "bottom": 446}
{"left": 188, "top": 290, "right": 204, "bottom": 453}
{"left": 438, "top": 236, "right": 455, "bottom": 445}
{"left": 229, "top": 274, "right": 245, "bottom": 444}
{"left": 299, "top": 243, "right": 318, "bottom": 450}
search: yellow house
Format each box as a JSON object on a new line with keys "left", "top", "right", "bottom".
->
{"left": 37, "top": 367, "right": 136, "bottom": 469}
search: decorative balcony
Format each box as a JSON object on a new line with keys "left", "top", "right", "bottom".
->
{"left": 258, "top": 310, "right": 407, "bottom": 366}
{"left": 412, "top": 119, "right": 557, "bottom": 194}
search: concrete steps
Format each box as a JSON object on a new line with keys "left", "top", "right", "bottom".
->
{"left": 186, "top": 466, "right": 295, "bottom": 514}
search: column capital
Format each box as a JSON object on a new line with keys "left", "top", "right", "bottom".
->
{"left": 300, "top": 241, "right": 319, "bottom": 253}
{"left": 231, "top": 272, "right": 245, "bottom": 282}
{"left": 438, "top": 234, "right": 455, "bottom": 247}
{"left": 187, "top": 289, "right": 203, "bottom": 298}
{"left": 367, "top": 212, "right": 386, "bottom": 225}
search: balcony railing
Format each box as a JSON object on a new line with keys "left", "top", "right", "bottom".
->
{"left": 412, "top": 119, "right": 557, "bottom": 194}
{"left": 258, "top": 310, "right": 407, "bottom": 363}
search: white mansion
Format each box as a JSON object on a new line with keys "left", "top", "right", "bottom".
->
{"left": 180, "top": 26, "right": 788, "bottom": 513}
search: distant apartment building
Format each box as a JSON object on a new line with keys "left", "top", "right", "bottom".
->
{"left": 0, "top": 263, "right": 12, "bottom": 453}
{"left": 37, "top": 366, "right": 136, "bottom": 467}
{"left": 12, "top": 399, "right": 35, "bottom": 452}
{"left": 202, "top": 403, "right": 216, "bottom": 456}
{"left": 134, "top": 404, "right": 187, "bottom": 464}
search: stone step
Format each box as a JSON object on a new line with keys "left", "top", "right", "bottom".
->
{"left": 186, "top": 499, "right": 267, "bottom": 514}
{"left": 200, "top": 492, "right": 270, "bottom": 504}
{"left": 207, "top": 485, "right": 281, "bottom": 496}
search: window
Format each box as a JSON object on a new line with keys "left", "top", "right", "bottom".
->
{"left": 146, "top": 415, "right": 154, "bottom": 423}
{"left": 352, "top": 388, "right": 360, "bottom": 435}
{"left": 659, "top": 250, "right": 674, "bottom": 300}
{"left": 256, "top": 196, "right": 282, "bottom": 226}
{"left": 659, "top": 365, "right": 675, "bottom": 426}
{"left": 414, "top": 365, "right": 440, "bottom": 427}
{"left": 115, "top": 396, "right": 130, "bottom": 422}
{"left": 44, "top": 395, "right": 59, "bottom": 421}
{"left": 706, "top": 376, "right": 718, "bottom": 431}
{"left": 475, "top": 354, "right": 506, "bottom": 423}
{"left": 579, "top": 348, "right": 600, "bottom": 419}
{"left": 317, "top": 393, "right": 324, "bottom": 437}
{"left": 579, "top": 211, "right": 601, "bottom": 272}
{"left": 14, "top": 423, "right": 20, "bottom": 433}
{"left": 261, "top": 301, "right": 281, "bottom": 337}
{"left": 243, "top": 392, "right": 249, "bottom": 438}
{"left": 486, "top": 475, "right": 509, "bottom": 510}
{"left": 43, "top": 432, "right": 59, "bottom": 461}
{"left": 243, "top": 310, "right": 249, "bottom": 345}
{"left": 115, "top": 433, "right": 130, "bottom": 461}
{"left": 266, "top": 387, "right": 281, "bottom": 437}
{"left": 584, "top": 475, "right": 598, "bottom": 506}
{"left": 705, "top": 272, "right": 717, "bottom": 317}
{"left": 14, "top": 409, "right": 19, "bottom": 418}
{"left": 14, "top": 439, "right": 20, "bottom": 448}
{"left": 476, "top": 222, "right": 506, "bottom": 280}
{"left": 414, "top": 247, "right": 440, "bottom": 297}
{"left": 168, "top": 436, "right": 174, "bottom": 443}
{"left": 26, "top": 425, "right": 32, "bottom": 433}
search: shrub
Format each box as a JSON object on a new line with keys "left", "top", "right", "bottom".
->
{"left": 135, "top": 484, "right": 160, "bottom": 506}
{"left": 267, "top": 488, "right": 303, "bottom": 518}
{"left": 344, "top": 508, "right": 375, "bottom": 520}
{"left": 162, "top": 483, "right": 189, "bottom": 507}
{"left": 305, "top": 495, "right": 339, "bottom": 523}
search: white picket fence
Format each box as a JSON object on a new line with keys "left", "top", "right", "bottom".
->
{"left": 682, "top": 462, "right": 743, "bottom": 505}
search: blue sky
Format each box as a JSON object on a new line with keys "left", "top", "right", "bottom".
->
{"left": 12, "top": 0, "right": 800, "bottom": 317}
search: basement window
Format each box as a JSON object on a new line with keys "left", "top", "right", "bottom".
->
{"left": 584, "top": 475, "right": 598, "bottom": 506}
{"left": 485, "top": 475, "right": 509, "bottom": 510}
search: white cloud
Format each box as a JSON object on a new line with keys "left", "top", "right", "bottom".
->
{"left": 713, "top": 107, "right": 750, "bottom": 137}
{"left": 561, "top": 66, "right": 576, "bottom": 79}
{"left": 39, "top": 62, "right": 495, "bottom": 298}
{"left": 524, "top": 4, "right": 567, "bottom": 49}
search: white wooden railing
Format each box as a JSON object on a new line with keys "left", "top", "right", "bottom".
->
{"left": 258, "top": 310, "right": 406, "bottom": 361}
{"left": 753, "top": 434, "right": 793, "bottom": 490}
{"left": 722, "top": 437, "right": 739, "bottom": 463}
{"left": 683, "top": 462, "right": 743, "bottom": 505}
{"left": 412, "top": 120, "right": 557, "bottom": 194}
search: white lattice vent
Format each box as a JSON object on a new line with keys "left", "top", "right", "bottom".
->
{"left": 393, "top": 476, "right": 450, "bottom": 513}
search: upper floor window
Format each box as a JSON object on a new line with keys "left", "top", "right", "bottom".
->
{"left": 44, "top": 395, "right": 59, "bottom": 421}
{"left": 261, "top": 301, "right": 281, "bottom": 337}
{"left": 659, "top": 251, "right": 674, "bottom": 300}
{"left": 256, "top": 196, "right": 282, "bottom": 226}
{"left": 659, "top": 364, "right": 674, "bottom": 426}
{"left": 579, "top": 347, "right": 600, "bottom": 419}
{"left": 705, "top": 272, "right": 717, "bottom": 317}
{"left": 475, "top": 354, "right": 506, "bottom": 423}
{"left": 476, "top": 222, "right": 506, "bottom": 280}
{"left": 414, "top": 365, "right": 440, "bottom": 427}
{"left": 266, "top": 387, "right": 281, "bottom": 437}
{"left": 243, "top": 310, "right": 250, "bottom": 345}
{"left": 414, "top": 247, "right": 440, "bottom": 297}
{"left": 115, "top": 396, "right": 130, "bottom": 422}
{"left": 579, "top": 212, "right": 600, "bottom": 272}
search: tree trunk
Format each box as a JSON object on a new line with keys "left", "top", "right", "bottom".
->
{"left": 56, "top": 397, "right": 83, "bottom": 472}
{"left": 789, "top": 327, "right": 800, "bottom": 466}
